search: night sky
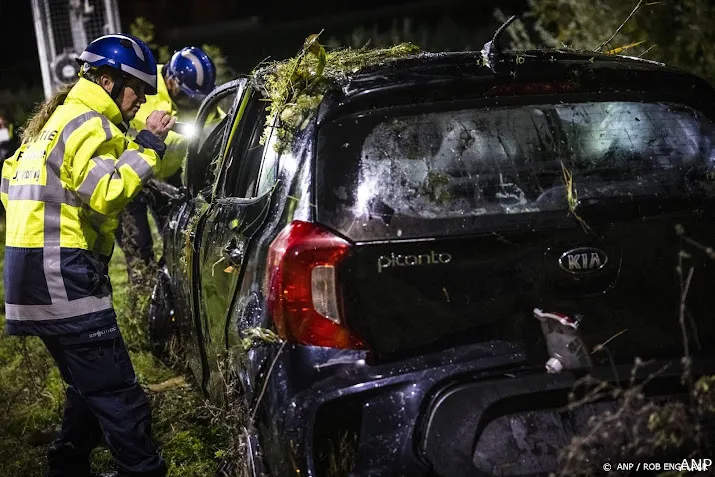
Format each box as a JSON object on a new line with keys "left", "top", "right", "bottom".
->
{"left": 0, "top": 0, "right": 519, "bottom": 90}
{"left": 0, "top": 1, "right": 42, "bottom": 89}
{"left": 0, "top": 0, "right": 432, "bottom": 89}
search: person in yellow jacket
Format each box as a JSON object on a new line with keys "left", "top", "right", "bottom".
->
{"left": 1, "top": 34, "right": 174, "bottom": 477}
{"left": 116, "top": 46, "right": 224, "bottom": 277}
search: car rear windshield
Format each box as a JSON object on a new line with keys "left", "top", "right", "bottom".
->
{"left": 316, "top": 100, "right": 715, "bottom": 241}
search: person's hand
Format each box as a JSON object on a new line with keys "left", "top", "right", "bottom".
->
{"left": 145, "top": 110, "right": 176, "bottom": 141}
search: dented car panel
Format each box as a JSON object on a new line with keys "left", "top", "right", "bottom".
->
{"left": 151, "top": 49, "right": 715, "bottom": 477}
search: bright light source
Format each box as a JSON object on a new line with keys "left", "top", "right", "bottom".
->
{"left": 172, "top": 121, "right": 196, "bottom": 138}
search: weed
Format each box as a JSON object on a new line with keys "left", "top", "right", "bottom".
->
{"left": 560, "top": 161, "right": 591, "bottom": 233}
{"left": 200, "top": 353, "right": 251, "bottom": 477}
{"left": 114, "top": 207, "right": 163, "bottom": 351}
{"left": 251, "top": 33, "right": 420, "bottom": 152}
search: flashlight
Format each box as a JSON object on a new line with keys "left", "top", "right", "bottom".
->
{"left": 171, "top": 121, "right": 197, "bottom": 138}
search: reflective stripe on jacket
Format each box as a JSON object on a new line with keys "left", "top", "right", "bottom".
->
{"left": 1, "top": 78, "right": 163, "bottom": 335}
{"left": 128, "top": 65, "right": 225, "bottom": 180}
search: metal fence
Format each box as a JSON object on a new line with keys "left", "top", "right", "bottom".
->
{"left": 31, "top": 0, "right": 121, "bottom": 99}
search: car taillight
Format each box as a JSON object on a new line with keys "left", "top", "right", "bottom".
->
{"left": 264, "top": 221, "right": 365, "bottom": 349}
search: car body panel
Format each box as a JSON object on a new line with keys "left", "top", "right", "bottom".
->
{"left": 162, "top": 79, "right": 246, "bottom": 389}
{"left": 150, "top": 49, "right": 715, "bottom": 476}
{"left": 198, "top": 193, "right": 274, "bottom": 395}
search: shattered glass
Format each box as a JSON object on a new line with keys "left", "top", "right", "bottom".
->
{"left": 349, "top": 102, "right": 715, "bottom": 222}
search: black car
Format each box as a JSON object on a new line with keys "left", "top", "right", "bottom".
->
{"left": 148, "top": 36, "right": 715, "bottom": 477}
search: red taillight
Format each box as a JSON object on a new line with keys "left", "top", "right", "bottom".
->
{"left": 264, "top": 221, "right": 365, "bottom": 349}
{"left": 485, "top": 81, "right": 578, "bottom": 97}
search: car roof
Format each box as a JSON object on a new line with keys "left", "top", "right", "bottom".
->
{"left": 311, "top": 48, "right": 714, "bottom": 119}
{"left": 249, "top": 46, "right": 715, "bottom": 150}
{"left": 340, "top": 49, "right": 670, "bottom": 91}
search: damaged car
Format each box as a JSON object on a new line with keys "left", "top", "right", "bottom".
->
{"left": 147, "top": 27, "right": 715, "bottom": 477}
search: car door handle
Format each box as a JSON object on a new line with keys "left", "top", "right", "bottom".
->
{"left": 223, "top": 240, "right": 244, "bottom": 266}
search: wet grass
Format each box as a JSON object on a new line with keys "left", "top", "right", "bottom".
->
{"left": 0, "top": 214, "right": 230, "bottom": 477}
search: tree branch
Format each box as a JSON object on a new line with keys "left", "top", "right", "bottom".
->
{"left": 594, "top": 0, "right": 645, "bottom": 52}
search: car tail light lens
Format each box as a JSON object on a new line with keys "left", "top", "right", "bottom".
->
{"left": 264, "top": 221, "right": 365, "bottom": 349}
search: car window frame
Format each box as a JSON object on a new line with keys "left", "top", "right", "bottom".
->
{"left": 184, "top": 78, "right": 247, "bottom": 198}
{"left": 213, "top": 88, "right": 271, "bottom": 200}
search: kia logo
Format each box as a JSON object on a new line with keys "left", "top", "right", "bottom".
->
{"left": 558, "top": 247, "right": 608, "bottom": 274}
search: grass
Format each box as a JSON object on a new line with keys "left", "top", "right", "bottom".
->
{"left": 0, "top": 214, "right": 229, "bottom": 477}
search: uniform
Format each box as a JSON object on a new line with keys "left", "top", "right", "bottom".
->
{"left": 1, "top": 33, "right": 169, "bottom": 477}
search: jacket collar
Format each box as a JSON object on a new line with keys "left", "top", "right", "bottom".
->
{"left": 65, "top": 78, "right": 124, "bottom": 126}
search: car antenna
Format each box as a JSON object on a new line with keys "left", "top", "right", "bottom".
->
{"left": 480, "top": 14, "right": 518, "bottom": 72}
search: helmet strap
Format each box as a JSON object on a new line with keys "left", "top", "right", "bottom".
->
{"left": 110, "top": 75, "right": 126, "bottom": 101}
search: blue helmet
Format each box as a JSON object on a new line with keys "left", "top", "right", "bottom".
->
{"left": 78, "top": 34, "right": 158, "bottom": 95}
{"left": 165, "top": 46, "right": 217, "bottom": 102}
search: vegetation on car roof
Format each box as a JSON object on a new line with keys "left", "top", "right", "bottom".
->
{"left": 250, "top": 32, "right": 420, "bottom": 152}
{"left": 249, "top": 29, "right": 678, "bottom": 154}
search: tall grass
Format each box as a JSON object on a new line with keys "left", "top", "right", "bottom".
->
{"left": 0, "top": 214, "right": 229, "bottom": 476}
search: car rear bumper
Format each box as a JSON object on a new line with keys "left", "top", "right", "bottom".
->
{"left": 258, "top": 342, "right": 714, "bottom": 477}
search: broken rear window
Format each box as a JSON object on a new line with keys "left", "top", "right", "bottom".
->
{"left": 317, "top": 101, "right": 715, "bottom": 240}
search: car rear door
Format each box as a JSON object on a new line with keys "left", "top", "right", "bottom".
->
{"left": 310, "top": 92, "right": 715, "bottom": 476}
{"left": 168, "top": 79, "right": 246, "bottom": 387}
{"left": 193, "top": 88, "right": 277, "bottom": 397}
{"left": 315, "top": 95, "right": 715, "bottom": 364}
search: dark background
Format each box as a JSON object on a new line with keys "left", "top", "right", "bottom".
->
{"left": 0, "top": 0, "right": 527, "bottom": 91}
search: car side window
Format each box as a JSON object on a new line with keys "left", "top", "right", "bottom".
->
{"left": 185, "top": 79, "right": 246, "bottom": 198}
{"left": 189, "top": 116, "right": 230, "bottom": 198}
{"left": 220, "top": 92, "right": 269, "bottom": 199}
{"left": 255, "top": 127, "right": 280, "bottom": 197}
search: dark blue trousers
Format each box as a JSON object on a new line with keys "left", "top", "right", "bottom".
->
{"left": 41, "top": 326, "right": 167, "bottom": 477}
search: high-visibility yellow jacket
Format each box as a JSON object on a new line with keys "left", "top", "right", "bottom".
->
{"left": 128, "top": 65, "right": 183, "bottom": 180}
{"left": 128, "top": 65, "right": 225, "bottom": 181}
{"left": 1, "top": 78, "right": 165, "bottom": 335}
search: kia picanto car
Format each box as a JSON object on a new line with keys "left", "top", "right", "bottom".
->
{"left": 147, "top": 42, "right": 715, "bottom": 476}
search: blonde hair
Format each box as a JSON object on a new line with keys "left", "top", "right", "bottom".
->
{"left": 20, "top": 66, "right": 119, "bottom": 143}
{"left": 21, "top": 82, "right": 75, "bottom": 143}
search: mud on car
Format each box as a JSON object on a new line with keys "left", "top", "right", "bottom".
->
{"left": 148, "top": 35, "right": 715, "bottom": 477}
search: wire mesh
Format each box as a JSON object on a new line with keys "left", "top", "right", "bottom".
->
{"left": 47, "top": 0, "right": 112, "bottom": 55}
{"left": 33, "top": 0, "right": 120, "bottom": 96}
